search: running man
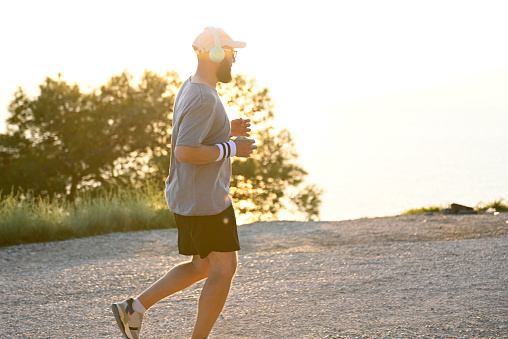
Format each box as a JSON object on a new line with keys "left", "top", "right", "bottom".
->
{"left": 112, "top": 27, "right": 256, "bottom": 339}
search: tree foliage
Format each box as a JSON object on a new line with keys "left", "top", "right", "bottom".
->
{"left": 0, "top": 71, "right": 179, "bottom": 200}
{"left": 219, "top": 76, "right": 322, "bottom": 221}
{"left": 0, "top": 71, "right": 321, "bottom": 220}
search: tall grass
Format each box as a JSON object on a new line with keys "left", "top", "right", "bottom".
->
{"left": 0, "top": 185, "right": 175, "bottom": 247}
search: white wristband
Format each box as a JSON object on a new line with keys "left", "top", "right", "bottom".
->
{"left": 215, "top": 141, "right": 236, "bottom": 161}
{"left": 228, "top": 140, "right": 237, "bottom": 157}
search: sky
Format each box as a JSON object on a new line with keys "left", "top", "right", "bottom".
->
{"left": 1, "top": 0, "right": 507, "bottom": 220}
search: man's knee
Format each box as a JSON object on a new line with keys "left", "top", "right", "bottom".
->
{"left": 191, "top": 256, "right": 212, "bottom": 279}
{"left": 208, "top": 252, "right": 238, "bottom": 279}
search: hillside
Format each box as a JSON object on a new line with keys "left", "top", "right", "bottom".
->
{"left": 1, "top": 213, "right": 507, "bottom": 338}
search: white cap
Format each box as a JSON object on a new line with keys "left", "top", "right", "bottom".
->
{"left": 192, "top": 27, "right": 246, "bottom": 54}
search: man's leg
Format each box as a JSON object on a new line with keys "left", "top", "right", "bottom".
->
{"left": 137, "top": 255, "right": 211, "bottom": 310}
{"left": 191, "top": 251, "right": 238, "bottom": 339}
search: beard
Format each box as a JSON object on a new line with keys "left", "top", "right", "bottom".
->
{"left": 216, "top": 59, "right": 233, "bottom": 83}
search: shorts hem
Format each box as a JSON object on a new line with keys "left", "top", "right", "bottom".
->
{"left": 179, "top": 246, "right": 241, "bottom": 259}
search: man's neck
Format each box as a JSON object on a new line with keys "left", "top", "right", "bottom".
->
{"left": 191, "top": 66, "right": 217, "bottom": 89}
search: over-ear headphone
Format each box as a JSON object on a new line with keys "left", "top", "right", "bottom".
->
{"left": 207, "top": 27, "right": 225, "bottom": 63}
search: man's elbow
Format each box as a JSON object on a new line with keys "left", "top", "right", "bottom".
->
{"left": 174, "top": 146, "right": 193, "bottom": 163}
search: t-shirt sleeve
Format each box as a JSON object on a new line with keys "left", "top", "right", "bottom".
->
{"left": 175, "top": 92, "right": 216, "bottom": 148}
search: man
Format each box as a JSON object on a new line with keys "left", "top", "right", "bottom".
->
{"left": 111, "top": 27, "right": 256, "bottom": 339}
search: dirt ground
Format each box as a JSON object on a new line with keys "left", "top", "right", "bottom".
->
{"left": 1, "top": 212, "right": 507, "bottom": 338}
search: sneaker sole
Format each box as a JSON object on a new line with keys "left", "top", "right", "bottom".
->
{"left": 111, "top": 304, "right": 130, "bottom": 339}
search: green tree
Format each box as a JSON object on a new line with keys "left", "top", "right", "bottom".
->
{"left": 219, "top": 75, "right": 322, "bottom": 221}
{"left": 1, "top": 71, "right": 321, "bottom": 220}
{"left": 0, "top": 71, "right": 180, "bottom": 200}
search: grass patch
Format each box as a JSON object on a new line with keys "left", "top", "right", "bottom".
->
{"left": 403, "top": 198, "right": 508, "bottom": 215}
{"left": 402, "top": 205, "right": 444, "bottom": 215}
{"left": 476, "top": 198, "right": 508, "bottom": 212}
{"left": 0, "top": 185, "right": 176, "bottom": 247}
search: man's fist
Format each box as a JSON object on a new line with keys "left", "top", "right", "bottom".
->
{"left": 231, "top": 118, "right": 251, "bottom": 137}
{"left": 234, "top": 136, "right": 257, "bottom": 157}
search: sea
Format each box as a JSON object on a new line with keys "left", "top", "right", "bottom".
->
{"left": 290, "top": 108, "right": 508, "bottom": 221}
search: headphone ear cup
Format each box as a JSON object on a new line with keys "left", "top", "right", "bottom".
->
{"left": 209, "top": 46, "right": 225, "bottom": 63}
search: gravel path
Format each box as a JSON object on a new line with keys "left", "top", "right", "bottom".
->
{"left": 1, "top": 213, "right": 507, "bottom": 338}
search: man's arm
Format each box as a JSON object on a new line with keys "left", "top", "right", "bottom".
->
{"left": 174, "top": 145, "right": 220, "bottom": 165}
{"left": 175, "top": 137, "right": 257, "bottom": 165}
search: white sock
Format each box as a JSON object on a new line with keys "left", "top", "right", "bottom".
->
{"left": 132, "top": 298, "right": 147, "bottom": 314}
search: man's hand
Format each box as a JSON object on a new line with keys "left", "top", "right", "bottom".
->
{"left": 231, "top": 118, "right": 251, "bottom": 137}
{"left": 234, "top": 136, "right": 257, "bottom": 158}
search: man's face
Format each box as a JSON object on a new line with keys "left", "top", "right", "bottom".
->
{"left": 216, "top": 49, "right": 236, "bottom": 83}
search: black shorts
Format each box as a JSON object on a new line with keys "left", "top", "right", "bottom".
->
{"left": 174, "top": 205, "right": 240, "bottom": 259}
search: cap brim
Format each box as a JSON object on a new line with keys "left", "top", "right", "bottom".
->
{"left": 226, "top": 41, "right": 246, "bottom": 49}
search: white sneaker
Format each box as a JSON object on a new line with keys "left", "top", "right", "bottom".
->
{"left": 112, "top": 298, "right": 144, "bottom": 339}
